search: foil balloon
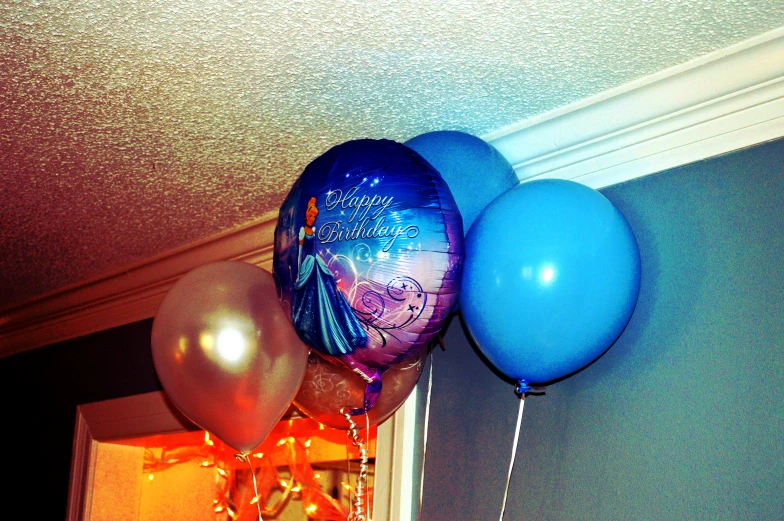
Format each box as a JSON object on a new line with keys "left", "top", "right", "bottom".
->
{"left": 273, "top": 139, "right": 463, "bottom": 413}
{"left": 151, "top": 261, "right": 310, "bottom": 454}
{"left": 294, "top": 348, "right": 426, "bottom": 430}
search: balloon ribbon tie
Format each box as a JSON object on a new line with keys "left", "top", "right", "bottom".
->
{"left": 515, "top": 380, "right": 531, "bottom": 396}
{"left": 235, "top": 452, "right": 264, "bottom": 521}
{"left": 350, "top": 372, "right": 382, "bottom": 416}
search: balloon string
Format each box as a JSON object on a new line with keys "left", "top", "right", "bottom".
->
{"left": 365, "top": 411, "right": 371, "bottom": 521}
{"left": 236, "top": 452, "right": 263, "bottom": 521}
{"left": 342, "top": 407, "right": 369, "bottom": 521}
{"left": 346, "top": 431, "right": 353, "bottom": 518}
{"left": 418, "top": 355, "right": 433, "bottom": 520}
{"left": 499, "top": 396, "right": 525, "bottom": 521}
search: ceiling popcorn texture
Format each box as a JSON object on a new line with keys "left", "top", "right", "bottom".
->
{"left": 1, "top": 0, "right": 782, "bottom": 309}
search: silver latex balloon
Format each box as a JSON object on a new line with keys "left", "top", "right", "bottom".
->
{"left": 151, "top": 261, "right": 309, "bottom": 454}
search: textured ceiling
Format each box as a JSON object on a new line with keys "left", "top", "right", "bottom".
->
{"left": 1, "top": 0, "right": 783, "bottom": 310}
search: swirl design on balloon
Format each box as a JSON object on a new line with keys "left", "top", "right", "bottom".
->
{"left": 351, "top": 277, "right": 426, "bottom": 348}
{"left": 298, "top": 355, "right": 353, "bottom": 410}
{"left": 323, "top": 244, "right": 426, "bottom": 348}
{"left": 293, "top": 348, "right": 426, "bottom": 430}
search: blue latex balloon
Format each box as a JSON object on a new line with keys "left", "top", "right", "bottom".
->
{"left": 405, "top": 131, "right": 519, "bottom": 234}
{"left": 458, "top": 179, "right": 641, "bottom": 393}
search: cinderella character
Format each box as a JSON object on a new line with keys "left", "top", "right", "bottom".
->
{"left": 292, "top": 197, "right": 368, "bottom": 356}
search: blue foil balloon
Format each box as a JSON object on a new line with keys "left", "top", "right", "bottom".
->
{"left": 404, "top": 130, "right": 519, "bottom": 234}
{"left": 274, "top": 139, "right": 464, "bottom": 412}
{"left": 458, "top": 179, "right": 641, "bottom": 393}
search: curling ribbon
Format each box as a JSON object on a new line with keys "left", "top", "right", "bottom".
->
{"left": 341, "top": 408, "right": 370, "bottom": 521}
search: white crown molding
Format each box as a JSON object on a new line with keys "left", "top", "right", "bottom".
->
{"left": 484, "top": 27, "right": 784, "bottom": 189}
{"left": 3, "top": 29, "right": 784, "bottom": 358}
{"left": 0, "top": 211, "right": 278, "bottom": 358}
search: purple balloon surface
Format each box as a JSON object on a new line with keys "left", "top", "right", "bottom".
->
{"left": 273, "top": 139, "right": 463, "bottom": 407}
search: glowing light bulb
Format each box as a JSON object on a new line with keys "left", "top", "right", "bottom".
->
{"left": 306, "top": 504, "right": 318, "bottom": 514}
{"left": 148, "top": 474, "right": 154, "bottom": 481}
{"left": 541, "top": 266, "right": 555, "bottom": 283}
{"left": 217, "top": 328, "right": 245, "bottom": 362}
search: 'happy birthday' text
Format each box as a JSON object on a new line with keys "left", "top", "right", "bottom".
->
{"left": 319, "top": 187, "right": 419, "bottom": 251}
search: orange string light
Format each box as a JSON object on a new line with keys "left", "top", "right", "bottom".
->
{"left": 143, "top": 430, "right": 359, "bottom": 521}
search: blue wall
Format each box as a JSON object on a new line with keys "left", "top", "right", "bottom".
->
{"left": 421, "top": 138, "right": 784, "bottom": 520}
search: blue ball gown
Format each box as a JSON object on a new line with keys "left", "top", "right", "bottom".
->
{"left": 292, "top": 228, "right": 368, "bottom": 356}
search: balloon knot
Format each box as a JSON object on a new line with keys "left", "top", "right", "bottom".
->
{"left": 515, "top": 380, "right": 531, "bottom": 396}
{"left": 234, "top": 452, "right": 248, "bottom": 463}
